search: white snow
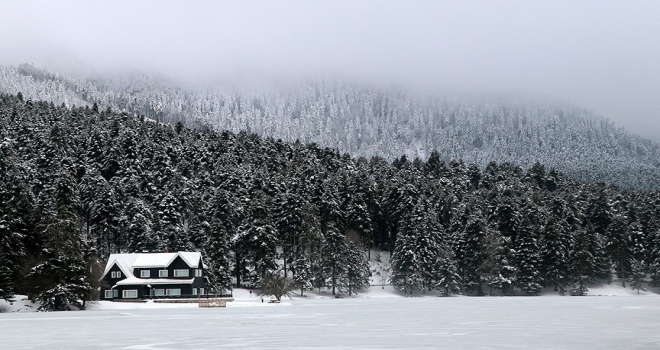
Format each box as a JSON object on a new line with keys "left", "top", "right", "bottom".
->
{"left": 3, "top": 296, "right": 660, "bottom": 349}
{"left": 103, "top": 253, "right": 140, "bottom": 278}
{"left": 4, "top": 251, "right": 660, "bottom": 348}
{"left": 102, "top": 252, "right": 203, "bottom": 279}
{"left": 115, "top": 277, "right": 195, "bottom": 286}
{"left": 131, "top": 252, "right": 201, "bottom": 269}
{"left": 0, "top": 295, "right": 40, "bottom": 313}
{"left": 177, "top": 252, "right": 203, "bottom": 268}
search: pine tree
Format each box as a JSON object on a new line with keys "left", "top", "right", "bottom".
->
{"left": 570, "top": 224, "right": 610, "bottom": 295}
{"left": 390, "top": 202, "right": 445, "bottom": 293}
{"left": 29, "top": 204, "right": 93, "bottom": 310}
{"left": 233, "top": 191, "right": 279, "bottom": 285}
{"left": 0, "top": 181, "right": 26, "bottom": 298}
{"left": 516, "top": 227, "right": 543, "bottom": 295}
{"left": 336, "top": 170, "right": 373, "bottom": 249}
{"left": 206, "top": 224, "right": 233, "bottom": 294}
{"left": 629, "top": 259, "right": 645, "bottom": 294}
{"left": 292, "top": 256, "right": 313, "bottom": 297}
{"left": 120, "top": 198, "right": 156, "bottom": 253}
{"left": 273, "top": 190, "right": 304, "bottom": 278}
{"left": 0, "top": 262, "right": 14, "bottom": 302}
{"left": 318, "top": 226, "right": 352, "bottom": 295}
{"left": 607, "top": 215, "right": 632, "bottom": 287}
{"left": 542, "top": 218, "right": 572, "bottom": 294}
{"left": 456, "top": 215, "right": 488, "bottom": 295}
{"left": 158, "top": 192, "right": 184, "bottom": 251}
{"left": 28, "top": 255, "right": 92, "bottom": 310}
{"left": 345, "top": 242, "right": 370, "bottom": 296}
{"left": 436, "top": 255, "right": 461, "bottom": 296}
{"left": 481, "top": 229, "right": 516, "bottom": 296}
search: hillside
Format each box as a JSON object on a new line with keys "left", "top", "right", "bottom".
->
{"left": 2, "top": 93, "right": 660, "bottom": 310}
{"left": 1, "top": 64, "right": 659, "bottom": 189}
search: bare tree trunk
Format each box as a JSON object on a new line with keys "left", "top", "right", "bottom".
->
{"left": 621, "top": 258, "right": 626, "bottom": 288}
{"left": 332, "top": 262, "right": 336, "bottom": 295}
{"left": 235, "top": 256, "right": 241, "bottom": 288}
{"left": 283, "top": 247, "right": 288, "bottom": 278}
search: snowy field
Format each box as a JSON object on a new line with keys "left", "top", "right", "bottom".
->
{"left": 2, "top": 295, "right": 660, "bottom": 349}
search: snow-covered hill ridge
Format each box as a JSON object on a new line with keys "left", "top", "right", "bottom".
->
{"left": 1, "top": 64, "right": 659, "bottom": 189}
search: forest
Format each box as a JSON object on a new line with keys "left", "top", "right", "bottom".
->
{"left": 2, "top": 93, "right": 660, "bottom": 311}
{"left": 2, "top": 64, "right": 660, "bottom": 190}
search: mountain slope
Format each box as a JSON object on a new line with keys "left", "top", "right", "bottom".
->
{"left": 3, "top": 93, "right": 660, "bottom": 309}
{"left": 1, "top": 64, "right": 659, "bottom": 188}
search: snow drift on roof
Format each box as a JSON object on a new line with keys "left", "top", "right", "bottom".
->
{"left": 132, "top": 253, "right": 179, "bottom": 268}
{"left": 102, "top": 252, "right": 202, "bottom": 279}
{"left": 103, "top": 254, "right": 140, "bottom": 279}
{"left": 115, "top": 277, "right": 195, "bottom": 286}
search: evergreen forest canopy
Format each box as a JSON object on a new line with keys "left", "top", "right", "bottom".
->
{"left": 3, "top": 93, "right": 660, "bottom": 311}
{"left": 2, "top": 64, "right": 660, "bottom": 190}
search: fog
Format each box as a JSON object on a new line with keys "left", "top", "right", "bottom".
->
{"left": 1, "top": 0, "right": 659, "bottom": 140}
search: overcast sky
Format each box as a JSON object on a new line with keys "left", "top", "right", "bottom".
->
{"left": 1, "top": 0, "right": 659, "bottom": 140}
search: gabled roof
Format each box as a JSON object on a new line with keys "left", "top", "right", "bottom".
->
{"left": 115, "top": 277, "right": 195, "bottom": 286}
{"left": 132, "top": 253, "right": 179, "bottom": 268}
{"left": 101, "top": 252, "right": 203, "bottom": 280}
{"left": 132, "top": 252, "right": 202, "bottom": 268}
{"left": 102, "top": 253, "right": 140, "bottom": 279}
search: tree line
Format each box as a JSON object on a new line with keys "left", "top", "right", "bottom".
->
{"left": 1, "top": 93, "right": 660, "bottom": 310}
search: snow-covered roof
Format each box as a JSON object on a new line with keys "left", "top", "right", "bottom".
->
{"left": 101, "top": 252, "right": 203, "bottom": 280}
{"left": 102, "top": 253, "right": 140, "bottom": 279}
{"left": 132, "top": 252, "right": 202, "bottom": 268}
{"left": 131, "top": 253, "right": 178, "bottom": 268}
{"left": 178, "top": 252, "right": 203, "bottom": 268}
{"left": 115, "top": 277, "right": 195, "bottom": 286}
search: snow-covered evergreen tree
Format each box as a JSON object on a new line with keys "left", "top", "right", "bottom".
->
{"left": 542, "top": 217, "right": 572, "bottom": 293}
{"left": 516, "top": 225, "right": 544, "bottom": 295}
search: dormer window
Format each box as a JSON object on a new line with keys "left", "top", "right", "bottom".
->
{"left": 140, "top": 270, "right": 150, "bottom": 278}
{"left": 174, "top": 269, "right": 189, "bottom": 277}
{"left": 111, "top": 271, "right": 122, "bottom": 278}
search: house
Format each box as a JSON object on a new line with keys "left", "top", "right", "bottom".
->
{"left": 100, "top": 251, "right": 207, "bottom": 301}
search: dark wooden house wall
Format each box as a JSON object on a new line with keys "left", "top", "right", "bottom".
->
{"left": 100, "top": 255, "right": 207, "bottom": 300}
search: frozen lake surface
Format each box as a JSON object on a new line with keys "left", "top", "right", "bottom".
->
{"left": 2, "top": 297, "right": 660, "bottom": 349}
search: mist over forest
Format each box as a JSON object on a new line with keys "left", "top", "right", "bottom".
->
{"left": 1, "top": 1, "right": 659, "bottom": 140}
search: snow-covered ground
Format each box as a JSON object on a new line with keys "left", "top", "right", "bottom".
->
{"left": 2, "top": 251, "right": 658, "bottom": 349}
{"left": 3, "top": 290, "right": 660, "bottom": 349}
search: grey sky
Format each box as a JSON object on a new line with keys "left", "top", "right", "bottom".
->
{"left": 1, "top": 0, "right": 659, "bottom": 140}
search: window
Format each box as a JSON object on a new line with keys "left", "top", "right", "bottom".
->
{"left": 111, "top": 271, "right": 116, "bottom": 278}
{"left": 173, "top": 269, "right": 189, "bottom": 277}
{"left": 199, "top": 288, "right": 204, "bottom": 296}
{"left": 159, "top": 270, "right": 168, "bottom": 277}
{"left": 153, "top": 289, "right": 164, "bottom": 297}
{"left": 123, "top": 290, "right": 138, "bottom": 298}
{"left": 141, "top": 270, "right": 150, "bottom": 278}
{"left": 104, "top": 290, "right": 114, "bottom": 298}
{"left": 116, "top": 271, "right": 122, "bottom": 278}
{"left": 192, "top": 288, "right": 197, "bottom": 296}
{"left": 113, "top": 290, "right": 118, "bottom": 298}
{"left": 195, "top": 269, "right": 202, "bottom": 277}
{"left": 165, "top": 289, "right": 181, "bottom": 296}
